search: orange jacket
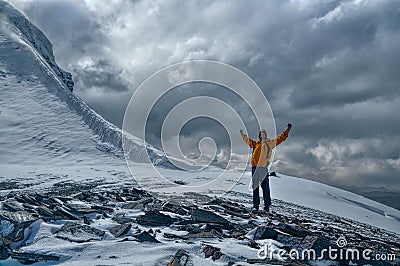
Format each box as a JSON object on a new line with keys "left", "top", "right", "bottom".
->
{"left": 241, "top": 129, "right": 290, "bottom": 167}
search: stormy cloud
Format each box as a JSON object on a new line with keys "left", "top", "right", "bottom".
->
{"left": 10, "top": 0, "right": 400, "bottom": 190}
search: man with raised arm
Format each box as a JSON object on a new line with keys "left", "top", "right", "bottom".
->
{"left": 240, "top": 123, "right": 292, "bottom": 212}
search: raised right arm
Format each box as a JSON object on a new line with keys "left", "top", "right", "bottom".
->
{"left": 240, "top": 130, "right": 257, "bottom": 148}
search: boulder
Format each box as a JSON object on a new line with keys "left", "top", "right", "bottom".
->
{"left": 275, "top": 224, "right": 309, "bottom": 238}
{"left": 253, "top": 226, "right": 278, "bottom": 240}
{"left": 135, "top": 231, "right": 160, "bottom": 243}
{"left": 0, "top": 242, "right": 10, "bottom": 260}
{"left": 15, "top": 195, "right": 39, "bottom": 206}
{"left": 191, "top": 209, "right": 229, "bottom": 226}
{"left": 162, "top": 202, "right": 188, "bottom": 216}
{"left": 276, "top": 235, "right": 303, "bottom": 249}
{"left": 83, "top": 216, "right": 91, "bottom": 225}
{"left": 296, "top": 235, "right": 337, "bottom": 261}
{"left": 123, "top": 197, "right": 153, "bottom": 210}
{"left": 136, "top": 210, "right": 177, "bottom": 226}
{"left": 203, "top": 245, "right": 224, "bottom": 261}
{"left": 2, "top": 200, "right": 25, "bottom": 212}
{"left": 52, "top": 206, "right": 79, "bottom": 220}
{"left": 55, "top": 222, "right": 105, "bottom": 243}
{"left": 182, "top": 229, "right": 222, "bottom": 239}
{"left": 201, "top": 223, "right": 223, "bottom": 233}
{"left": 115, "top": 193, "right": 125, "bottom": 202}
{"left": 110, "top": 223, "right": 131, "bottom": 238}
{"left": 0, "top": 210, "right": 38, "bottom": 244}
{"left": 10, "top": 251, "right": 59, "bottom": 264}
{"left": 112, "top": 215, "right": 135, "bottom": 224}
{"left": 168, "top": 249, "right": 190, "bottom": 266}
{"left": 36, "top": 206, "right": 54, "bottom": 220}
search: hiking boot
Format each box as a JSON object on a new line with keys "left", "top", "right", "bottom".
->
{"left": 264, "top": 206, "right": 272, "bottom": 213}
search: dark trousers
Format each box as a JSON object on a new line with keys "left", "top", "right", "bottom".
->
{"left": 252, "top": 166, "right": 271, "bottom": 209}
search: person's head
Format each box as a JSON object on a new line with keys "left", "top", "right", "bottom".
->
{"left": 258, "top": 129, "right": 267, "bottom": 140}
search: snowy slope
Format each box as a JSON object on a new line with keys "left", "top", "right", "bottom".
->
{"left": 231, "top": 171, "right": 400, "bottom": 233}
{"left": 0, "top": 0, "right": 398, "bottom": 247}
{"left": 0, "top": 0, "right": 177, "bottom": 182}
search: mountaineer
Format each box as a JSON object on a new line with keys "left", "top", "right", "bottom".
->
{"left": 240, "top": 123, "right": 292, "bottom": 212}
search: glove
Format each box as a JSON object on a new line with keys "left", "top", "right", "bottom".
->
{"left": 240, "top": 129, "right": 244, "bottom": 135}
{"left": 287, "top": 123, "right": 292, "bottom": 130}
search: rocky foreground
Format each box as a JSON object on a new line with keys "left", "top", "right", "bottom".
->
{"left": 0, "top": 181, "right": 399, "bottom": 265}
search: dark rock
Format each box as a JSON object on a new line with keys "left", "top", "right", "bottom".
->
{"left": 135, "top": 231, "right": 160, "bottom": 243}
{"left": 55, "top": 222, "right": 105, "bottom": 243}
{"left": 182, "top": 229, "right": 222, "bottom": 239}
{"left": 275, "top": 224, "right": 309, "bottom": 238}
{"left": 66, "top": 205, "right": 97, "bottom": 216}
{"left": 136, "top": 210, "right": 177, "bottom": 226}
{"left": 123, "top": 197, "right": 153, "bottom": 210}
{"left": 203, "top": 245, "right": 223, "bottom": 261}
{"left": 231, "top": 229, "right": 246, "bottom": 239}
{"left": 201, "top": 223, "right": 223, "bottom": 233}
{"left": 212, "top": 250, "right": 223, "bottom": 261}
{"left": 52, "top": 206, "right": 79, "bottom": 220}
{"left": 121, "top": 188, "right": 152, "bottom": 200}
{"left": 10, "top": 251, "right": 59, "bottom": 264}
{"left": 253, "top": 226, "right": 278, "bottom": 240}
{"left": 0, "top": 181, "right": 20, "bottom": 191}
{"left": 54, "top": 196, "right": 74, "bottom": 203}
{"left": 207, "top": 199, "right": 250, "bottom": 219}
{"left": 162, "top": 202, "right": 188, "bottom": 216}
{"left": 21, "top": 203, "right": 37, "bottom": 214}
{"left": 90, "top": 205, "right": 114, "bottom": 213}
{"left": 36, "top": 206, "right": 54, "bottom": 220}
{"left": 74, "top": 191, "right": 94, "bottom": 202}
{"left": 163, "top": 232, "right": 182, "bottom": 239}
{"left": 112, "top": 215, "right": 135, "bottom": 224}
{"left": 0, "top": 210, "right": 38, "bottom": 244}
{"left": 115, "top": 194, "right": 125, "bottom": 202}
{"left": 277, "top": 235, "right": 303, "bottom": 249}
{"left": 0, "top": 243, "right": 10, "bottom": 260}
{"left": 176, "top": 224, "right": 200, "bottom": 234}
{"left": 168, "top": 249, "right": 190, "bottom": 266}
{"left": 173, "top": 180, "right": 187, "bottom": 185}
{"left": 207, "top": 198, "right": 245, "bottom": 214}
{"left": 83, "top": 216, "right": 91, "bottom": 225}
{"left": 15, "top": 195, "right": 39, "bottom": 206}
{"left": 2, "top": 200, "right": 25, "bottom": 212}
{"left": 96, "top": 193, "right": 108, "bottom": 203}
{"left": 225, "top": 210, "right": 250, "bottom": 219}
{"left": 191, "top": 209, "right": 229, "bottom": 226}
{"left": 110, "top": 223, "right": 131, "bottom": 238}
{"left": 248, "top": 240, "right": 260, "bottom": 249}
{"left": 174, "top": 220, "right": 197, "bottom": 226}
{"left": 269, "top": 171, "right": 277, "bottom": 177}
{"left": 297, "top": 235, "right": 333, "bottom": 261}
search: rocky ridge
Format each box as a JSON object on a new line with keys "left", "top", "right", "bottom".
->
{"left": 0, "top": 182, "right": 398, "bottom": 265}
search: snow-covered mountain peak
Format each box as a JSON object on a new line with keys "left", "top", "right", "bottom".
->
{"left": 0, "top": 0, "right": 74, "bottom": 91}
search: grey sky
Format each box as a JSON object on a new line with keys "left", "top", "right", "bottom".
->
{"left": 10, "top": 0, "right": 400, "bottom": 190}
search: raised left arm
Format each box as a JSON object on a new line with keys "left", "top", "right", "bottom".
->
{"left": 270, "top": 123, "right": 292, "bottom": 148}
